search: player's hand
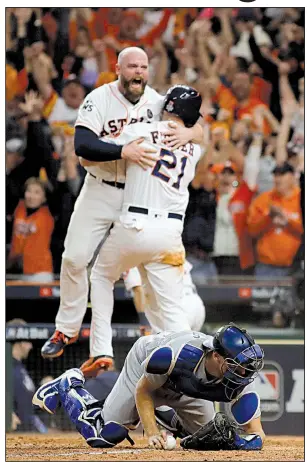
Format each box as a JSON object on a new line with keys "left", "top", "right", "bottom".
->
{"left": 164, "top": 122, "right": 193, "bottom": 150}
{"left": 139, "top": 325, "right": 152, "bottom": 336}
{"left": 148, "top": 430, "right": 167, "bottom": 450}
{"left": 18, "top": 91, "right": 43, "bottom": 115}
{"left": 121, "top": 138, "right": 158, "bottom": 170}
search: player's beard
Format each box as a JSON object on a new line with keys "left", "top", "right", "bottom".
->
{"left": 121, "top": 75, "right": 147, "bottom": 103}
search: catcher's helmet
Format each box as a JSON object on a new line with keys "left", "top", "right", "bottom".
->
{"left": 213, "top": 323, "right": 264, "bottom": 399}
{"left": 162, "top": 85, "right": 202, "bottom": 128}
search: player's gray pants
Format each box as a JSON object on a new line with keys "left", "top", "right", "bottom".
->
{"left": 102, "top": 337, "right": 215, "bottom": 435}
{"left": 56, "top": 174, "right": 124, "bottom": 357}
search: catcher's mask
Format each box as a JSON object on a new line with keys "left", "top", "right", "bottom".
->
{"left": 213, "top": 323, "right": 264, "bottom": 399}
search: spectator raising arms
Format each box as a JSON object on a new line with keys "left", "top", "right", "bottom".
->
{"left": 211, "top": 130, "right": 263, "bottom": 276}
{"left": 5, "top": 7, "right": 304, "bottom": 295}
{"left": 248, "top": 162, "right": 303, "bottom": 278}
{"left": 7, "top": 177, "right": 54, "bottom": 282}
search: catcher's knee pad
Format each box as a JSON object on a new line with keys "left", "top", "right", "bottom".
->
{"left": 155, "top": 406, "right": 188, "bottom": 438}
{"left": 231, "top": 391, "right": 260, "bottom": 425}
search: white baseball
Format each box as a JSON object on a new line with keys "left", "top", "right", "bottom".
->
{"left": 165, "top": 434, "right": 176, "bottom": 450}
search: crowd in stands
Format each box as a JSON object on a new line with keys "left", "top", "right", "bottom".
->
{"left": 6, "top": 7, "right": 304, "bottom": 283}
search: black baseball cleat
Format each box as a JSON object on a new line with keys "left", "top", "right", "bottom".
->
{"left": 41, "top": 330, "right": 78, "bottom": 359}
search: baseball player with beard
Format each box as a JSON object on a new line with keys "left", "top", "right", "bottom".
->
{"left": 41, "top": 47, "right": 203, "bottom": 376}
{"left": 33, "top": 324, "right": 265, "bottom": 451}
{"left": 123, "top": 261, "right": 206, "bottom": 335}
{"left": 80, "top": 85, "right": 203, "bottom": 372}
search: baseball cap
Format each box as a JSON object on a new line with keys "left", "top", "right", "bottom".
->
{"left": 210, "top": 161, "right": 237, "bottom": 175}
{"left": 272, "top": 162, "right": 294, "bottom": 175}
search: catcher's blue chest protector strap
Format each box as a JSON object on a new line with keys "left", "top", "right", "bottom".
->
{"left": 166, "top": 344, "right": 244, "bottom": 402}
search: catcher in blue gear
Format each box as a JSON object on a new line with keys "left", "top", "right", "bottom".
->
{"left": 33, "top": 323, "right": 265, "bottom": 451}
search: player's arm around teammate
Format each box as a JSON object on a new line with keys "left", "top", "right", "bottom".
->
{"left": 76, "top": 120, "right": 204, "bottom": 170}
{"left": 164, "top": 120, "right": 204, "bottom": 149}
{"left": 75, "top": 127, "right": 158, "bottom": 170}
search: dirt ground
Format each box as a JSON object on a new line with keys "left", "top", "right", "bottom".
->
{"left": 6, "top": 433, "right": 304, "bottom": 461}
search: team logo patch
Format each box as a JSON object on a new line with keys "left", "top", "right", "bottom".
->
{"left": 82, "top": 99, "right": 93, "bottom": 112}
{"left": 254, "top": 360, "right": 284, "bottom": 421}
{"left": 166, "top": 101, "right": 174, "bottom": 112}
{"left": 147, "top": 109, "right": 153, "bottom": 119}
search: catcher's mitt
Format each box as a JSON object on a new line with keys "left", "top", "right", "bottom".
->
{"left": 180, "top": 413, "right": 238, "bottom": 450}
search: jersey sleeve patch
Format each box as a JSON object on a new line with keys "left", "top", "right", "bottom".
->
{"left": 145, "top": 347, "right": 173, "bottom": 375}
{"left": 231, "top": 391, "right": 260, "bottom": 426}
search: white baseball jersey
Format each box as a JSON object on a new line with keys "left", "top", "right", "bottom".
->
{"left": 105, "top": 121, "right": 202, "bottom": 215}
{"left": 75, "top": 80, "right": 163, "bottom": 183}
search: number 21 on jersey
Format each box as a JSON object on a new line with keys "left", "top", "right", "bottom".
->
{"left": 152, "top": 148, "right": 188, "bottom": 190}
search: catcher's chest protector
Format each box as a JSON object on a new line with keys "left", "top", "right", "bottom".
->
{"left": 166, "top": 343, "right": 243, "bottom": 402}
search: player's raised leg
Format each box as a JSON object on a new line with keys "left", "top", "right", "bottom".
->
{"left": 41, "top": 177, "right": 122, "bottom": 359}
{"left": 84, "top": 222, "right": 129, "bottom": 375}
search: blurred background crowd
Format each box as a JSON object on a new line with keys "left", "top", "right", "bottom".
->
{"left": 6, "top": 7, "right": 304, "bottom": 284}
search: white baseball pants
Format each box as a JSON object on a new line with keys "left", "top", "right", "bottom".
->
{"left": 140, "top": 272, "right": 206, "bottom": 333}
{"left": 90, "top": 210, "right": 191, "bottom": 357}
{"left": 55, "top": 173, "right": 123, "bottom": 338}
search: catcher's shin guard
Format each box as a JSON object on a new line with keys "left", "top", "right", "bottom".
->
{"left": 32, "top": 368, "right": 81, "bottom": 414}
{"left": 58, "top": 369, "right": 133, "bottom": 448}
{"left": 58, "top": 369, "right": 106, "bottom": 446}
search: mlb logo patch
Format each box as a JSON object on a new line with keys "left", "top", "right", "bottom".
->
{"left": 166, "top": 101, "right": 174, "bottom": 112}
{"left": 255, "top": 370, "right": 280, "bottom": 400}
{"left": 254, "top": 361, "right": 284, "bottom": 421}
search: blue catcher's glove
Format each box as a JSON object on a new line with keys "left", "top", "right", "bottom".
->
{"left": 180, "top": 413, "right": 263, "bottom": 451}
